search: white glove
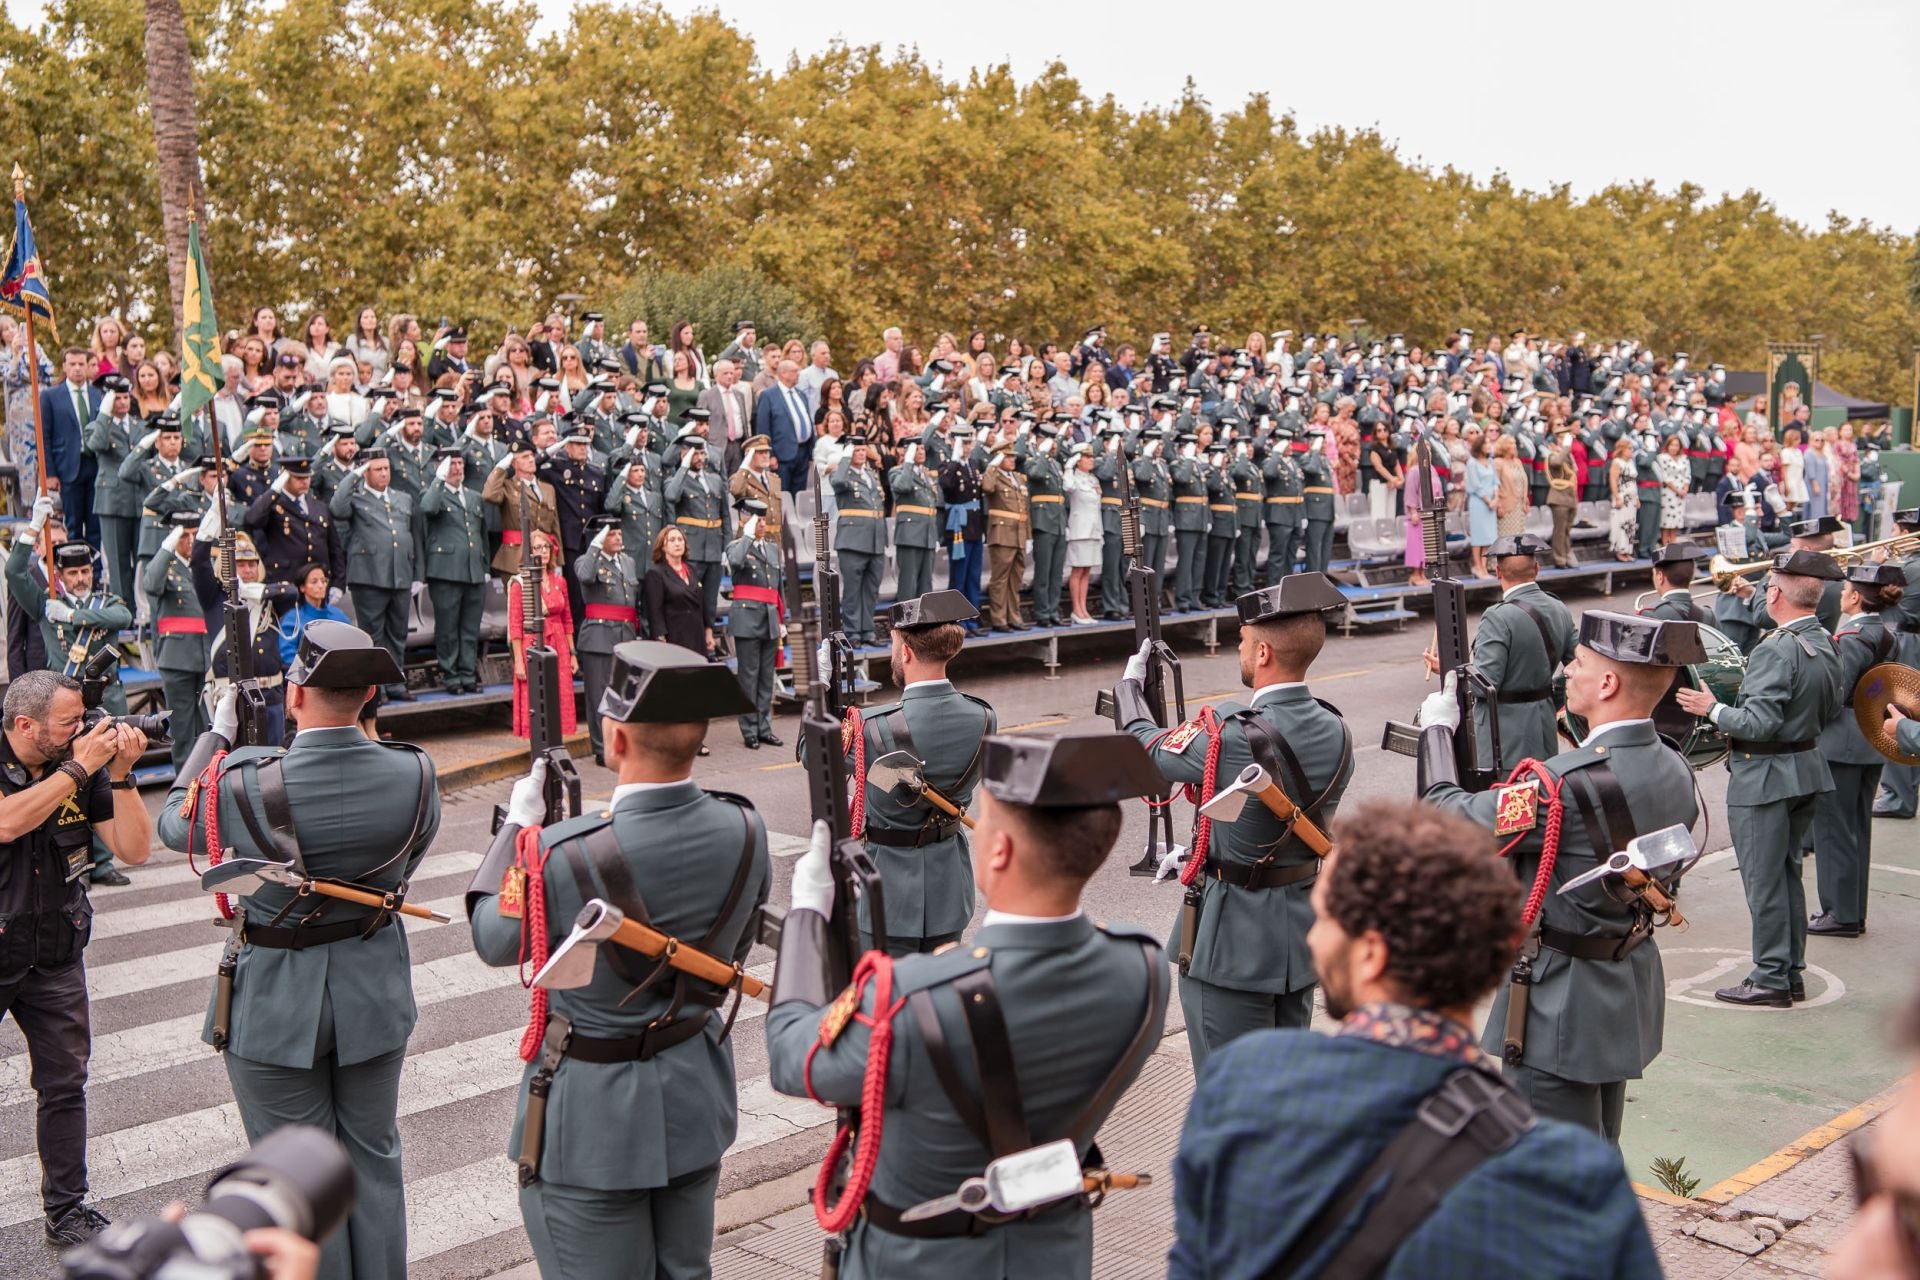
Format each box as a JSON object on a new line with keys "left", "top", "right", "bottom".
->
{"left": 506, "top": 758, "right": 548, "bottom": 828}
{"left": 492, "top": 451, "right": 513, "bottom": 472}
{"left": 211, "top": 685, "right": 239, "bottom": 741}
{"left": 327, "top": 586, "right": 344, "bottom": 605}
{"left": 44, "top": 598, "right": 73, "bottom": 624}
{"left": 816, "top": 639, "right": 832, "bottom": 675}
{"left": 1106, "top": 436, "right": 1120, "bottom": 455}
{"left": 1153, "top": 843, "right": 1188, "bottom": 883}
{"left": 350, "top": 461, "right": 370, "bottom": 480}
{"left": 625, "top": 426, "right": 642, "bottom": 450}
{"left": 195, "top": 504, "right": 222, "bottom": 543}
{"left": 676, "top": 451, "right": 692, "bottom": 472}
{"left": 160, "top": 526, "right": 187, "bottom": 557}
{"left": 136, "top": 429, "right": 160, "bottom": 452}
{"left": 1418, "top": 672, "right": 1461, "bottom": 732}
{"left": 543, "top": 440, "right": 567, "bottom": 458}
{"left": 790, "top": 818, "right": 835, "bottom": 916}
{"left": 27, "top": 494, "right": 53, "bottom": 534}
{"left": 270, "top": 470, "right": 289, "bottom": 494}
{"left": 589, "top": 525, "right": 609, "bottom": 553}
{"left": 1181, "top": 442, "right": 1196, "bottom": 461}
{"left": 435, "top": 457, "right": 453, "bottom": 484}
{"left": 1123, "top": 639, "right": 1152, "bottom": 684}
{"left": 168, "top": 466, "right": 204, "bottom": 489}
{"left": 741, "top": 515, "right": 760, "bottom": 541}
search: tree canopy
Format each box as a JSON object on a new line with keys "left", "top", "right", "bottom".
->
{"left": 6, "top": 0, "right": 1915, "bottom": 405}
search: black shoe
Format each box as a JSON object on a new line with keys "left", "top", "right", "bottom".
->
{"left": 1873, "top": 806, "right": 1915, "bottom": 819}
{"left": 1714, "top": 979, "right": 1792, "bottom": 1008}
{"left": 760, "top": 731, "right": 784, "bottom": 747}
{"left": 386, "top": 686, "right": 416, "bottom": 702}
{"left": 1103, "top": 611, "right": 1126, "bottom": 621}
{"left": 1007, "top": 622, "right": 1031, "bottom": 632}
{"left": 592, "top": 753, "right": 605, "bottom": 769}
{"left": 1791, "top": 980, "right": 1807, "bottom": 1002}
{"left": 45, "top": 1204, "right": 109, "bottom": 1246}
{"left": 743, "top": 737, "right": 760, "bottom": 750}
{"left": 1808, "top": 912, "right": 1864, "bottom": 937}
{"left": 89, "top": 868, "right": 131, "bottom": 887}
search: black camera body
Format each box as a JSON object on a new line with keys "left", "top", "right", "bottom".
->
{"left": 62, "top": 1125, "right": 353, "bottom": 1280}
{"left": 78, "top": 648, "right": 171, "bottom": 746}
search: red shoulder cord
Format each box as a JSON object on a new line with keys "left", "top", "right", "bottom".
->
{"left": 1175, "top": 707, "right": 1226, "bottom": 887}
{"left": 1498, "top": 759, "right": 1565, "bottom": 928}
{"left": 513, "top": 824, "right": 554, "bottom": 1062}
{"left": 179, "top": 750, "right": 234, "bottom": 920}
{"left": 807, "top": 950, "right": 906, "bottom": 1234}
{"left": 843, "top": 708, "right": 868, "bottom": 837}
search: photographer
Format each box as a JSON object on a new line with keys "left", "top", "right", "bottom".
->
{"left": 0, "top": 669, "right": 152, "bottom": 1245}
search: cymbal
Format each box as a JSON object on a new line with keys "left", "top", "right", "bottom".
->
{"left": 1855, "top": 662, "right": 1920, "bottom": 766}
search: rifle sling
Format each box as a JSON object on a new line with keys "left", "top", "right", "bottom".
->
{"left": 1504, "top": 596, "right": 1564, "bottom": 686}
{"left": 1234, "top": 702, "right": 1352, "bottom": 842}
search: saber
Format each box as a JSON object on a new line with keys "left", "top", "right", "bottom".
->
{"left": 532, "top": 899, "right": 767, "bottom": 1001}
{"left": 866, "top": 750, "right": 976, "bottom": 829}
{"left": 200, "top": 857, "right": 451, "bottom": 923}
{"left": 1196, "top": 763, "right": 1330, "bottom": 857}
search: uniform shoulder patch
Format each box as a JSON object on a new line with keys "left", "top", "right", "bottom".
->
{"left": 1160, "top": 719, "right": 1206, "bottom": 755}
{"left": 1493, "top": 778, "right": 1541, "bottom": 836}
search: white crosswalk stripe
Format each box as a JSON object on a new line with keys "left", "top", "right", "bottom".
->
{"left": 2, "top": 843, "right": 821, "bottom": 1270}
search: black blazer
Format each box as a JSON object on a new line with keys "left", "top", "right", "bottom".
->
{"left": 644, "top": 562, "right": 706, "bottom": 652}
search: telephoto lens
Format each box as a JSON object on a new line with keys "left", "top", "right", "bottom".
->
{"left": 61, "top": 1125, "right": 353, "bottom": 1279}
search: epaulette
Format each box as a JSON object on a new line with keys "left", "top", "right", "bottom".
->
{"left": 957, "top": 690, "right": 997, "bottom": 722}
{"left": 889, "top": 941, "right": 995, "bottom": 997}
{"left": 1092, "top": 919, "right": 1164, "bottom": 949}
{"left": 701, "top": 788, "right": 757, "bottom": 810}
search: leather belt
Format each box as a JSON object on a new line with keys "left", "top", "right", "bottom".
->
{"left": 1175, "top": 495, "right": 1207, "bottom": 504}
{"left": 1208, "top": 859, "right": 1318, "bottom": 889}
{"left": 1234, "top": 492, "right": 1261, "bottom": 501}
{"left": 1266, "top": 495, "right": 1303, "bottom": 504}
{"left": 1208, "top": 504, "right": 1235, "bottom": 513}
{"left": 865, "top": 821, "right": 960, "bottom": 848}
{"left": 1031, "top": 494, "right": 1063, "bottom": 503}
{"left": 1303, "top": 486, "right": 1334, "bottom": 495}
{"left": 863, "top": 1192, "right": 1077, "bottom": 1240}
{"left": 245, "top": 913, "right": 392, "bottom": 950}
{"left": 1495, "top": 687, "right": 1550, "bottom": 705}
{"left": 157, "top": 616, "right": 209, "bottom": 635}
{"left": 896, "top": 504, "right": 937, "bottom": 516}
{"left": 1730, "top": 738, "right": 1817, "bottom": 756}
{"left": 1538, "top": 924, "right": 1648, "bottom": 962}
{"left": 1140, "top": 498, "right": 1169, "bottom": 508}
{"left": 677, "top": 516, "right": 722, "bottom": 528}
{"left": 560, "top": 1015, "right": 709, "bottom": 1063}
{"left": 1100, "top": 497, "right": 1121, "bottom": 506}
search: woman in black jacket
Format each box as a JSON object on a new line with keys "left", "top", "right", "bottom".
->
{"left": 643, "top": 524, "right": 709, "bottom": 654}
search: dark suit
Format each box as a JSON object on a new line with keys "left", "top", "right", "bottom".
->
{"left": 753, "top": 382, "right": 814, "bottom": 494}
{"left": 695, "top": 384, "right": 752, "bottom": 473}
{"left": 643, "top": 562, "right": 707, "bottom": 653}
{"left": 39, "top": 379, "right": 101, "bottom": 543}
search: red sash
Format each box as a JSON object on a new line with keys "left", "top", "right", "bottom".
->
{"left": 733, "top": 584, "right": 785, "bottom": 621}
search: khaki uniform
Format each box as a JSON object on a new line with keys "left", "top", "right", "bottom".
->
{"left": 981, "top": 461, "right": 1030, "bottom": 628}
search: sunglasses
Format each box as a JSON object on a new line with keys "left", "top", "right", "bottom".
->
{"left": 1852, "top": 1134, "right": 1920, "bottom": 1266}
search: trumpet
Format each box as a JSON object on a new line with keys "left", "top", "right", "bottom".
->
{"left": 1710, "top": 531, "right": 1920, "bottom": 592}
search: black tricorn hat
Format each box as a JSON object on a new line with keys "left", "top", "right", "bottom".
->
{"left": 598, "top": 640, "right": 752, "bottom": 722}
{"left": 286, "top": 619, "right": 404, "bottom": 688}
{"left": 167, "top": 509, "right": 201, "bottom": 528}
{"left": 1847, "top": 563, "right": 1905, "bottom": 588}
{"left": 1578, "top": 610, "right": 1706, "bottom": 667}
{"left": 1891, "top": 506, "right": 1920, "bottom": 529}
{"left": 96, "top": 373, "right": 131, "bottom": 394}
{"left": 1234, "top": 572, "right": 1344, "bottom": 625}
{"left": 52, "top": 540, "right": 93, "bottom": 570}
{"left": 888, "top": 589, "right": 978, "bottom": 630}
{"left": 981, "top": 732, "right": 1164, "bottom": 807}
{"left": 1772, "top": 549, "right": 1843, "bottom": 581}
{"left": 1788, "top": 515, "right": 1846, "bottom": 539}
{"left": 1487, "top": 534, "right": 1549, "bottom": 559}
{"left": 1653, "top": 542, "right": 1705, "bottom": 565}
{"left": 277, "top": 456, "right": 314, "bottom": 475}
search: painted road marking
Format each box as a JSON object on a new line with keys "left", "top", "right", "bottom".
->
{"left": 1662, "top": 946, "right": 1846, "bottom": 1011}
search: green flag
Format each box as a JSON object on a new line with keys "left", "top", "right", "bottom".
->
{"left": 177, "top": 217, "right": 223, "bottom": 420}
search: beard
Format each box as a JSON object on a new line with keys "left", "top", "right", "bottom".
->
{"left": 32, "top": 723, "right": 75, "bottom": 766}
{"left": 1317, "top": 942, "right": 1354, "bottom": 1021}
{"left": 890, "top": 650, "right": 907, "bottom": 689}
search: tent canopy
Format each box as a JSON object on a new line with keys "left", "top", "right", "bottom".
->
{"left": 1722, "top": 370, "right": 1888, "bottom": 421}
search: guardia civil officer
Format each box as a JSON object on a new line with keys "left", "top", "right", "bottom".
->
{"left": 1168, "top": 433, "right": 1207, "bottom": 610}
{"left": 1419, "top": 611, "right": 1703, "bottom": 1141}
{"left": 1168, "top": 800, "right": 1658, "bottom": 1279}
{"left": 1023, "top": 426, "right": 1068, "bottom": 625}
{"left": 1299, "top": 428, "right": 1337, "bottom": 574}
{"left": 83, "top": 372, "right": 141, "bottom": 599}
{"left": 664, "top": 433, "right": 730, "bottom": 631}
{"left": 605, "top": 453, "right": 667, "bottom": 579}
{"left": 1261, "top": 425, "right": 1305, "bottom": 585}
{"left": 1875, "top": 506, "right": 1920, "bottom": 819}
{"left": 981, "top": 439, "right": 1031, "bottom": 631}
{"left": 1116, "top": 574, "right": 1353, "bottom": 1069}
{"left": 468, "top": 643, "right": 769, "bottom": 1280}
{"left": 572, "top": 515, "right": 643, "bottom": 763}
{"left": 145, "top": 511, "right": 215, "bottom": 772}
{"left": 540, "top": 421, "right": 607, "bottom": 632}
{"left": 1676, "top": 550, "right": 1844, "bottom": 1006}
{"left": 8, "top": 498, "right": 132, "bottom": 700}
{"left": 1639, "top": 542, "right": 1707, "bottom": 622}
{"left": 890, "top": 439, "right": 943, "bottom": 603}
{"left": 158, "top": 622, "right": 440, "bottom": 1280}
{"left": 1808, "top": 564, "right": 1909, "bottom": 937}
{"left": 1424, "top": 535, "right": 1575, "bottom": 772}
{"left": 830, "top": 433, "right": 888, "bottom": 644}
{"left": 1714, "top": 515, "right": 1846, "bottom": 654}
{"left": 418, "top": 448, "right": 490, "bottom": 694}
{"left": 723, "top": 499, "right": 783, "bottom": 749}
{"left": 840, "top": 590, "right": 995, "bottom": 954}
{"left": 328, "top": 447, "right": 418, "bottom": 702}
{"left": 766, "top": 731, "right": 1171, "bottom": 1279}
{"left": 1092, "top": 425, "right": 1130, "bottom": 619}
{"left": 1133, "top": 427, "right": 1174, "bottom": 599}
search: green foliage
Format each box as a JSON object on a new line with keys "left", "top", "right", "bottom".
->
{"left": 1650, "top": 1154, "right": 1701, "bottom": 1199}
{"left": 601, "top": 264, "right": 820, "bottom": 357}
{"left": 4, "top": 0, "right": 1917, "bottom": 408}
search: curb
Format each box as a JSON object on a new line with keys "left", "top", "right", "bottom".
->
{"left": 434, "top": 732, "right": 593, "bottom": 793}
{"left": 1697, "top": 1084, "right": 1900, "bottom": 1204}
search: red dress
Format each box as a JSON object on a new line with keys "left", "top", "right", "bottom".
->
{"left": 509, "top": 574, "right": 577, "bottom": 739}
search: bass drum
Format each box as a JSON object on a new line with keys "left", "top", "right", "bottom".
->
{"left": 1558, "top": 624, "right": 1746, "bottom": 769}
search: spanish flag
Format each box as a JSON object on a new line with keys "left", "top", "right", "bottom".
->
{"left": 0, "top": 171, "right": 56, "bottom": 339}
{"left": 177, "top": 217, "right": 224, "bottom": 420}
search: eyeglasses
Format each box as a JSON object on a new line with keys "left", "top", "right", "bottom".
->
{"left": 1852, "top": 1134, "right": 1920, "bottom": 1266}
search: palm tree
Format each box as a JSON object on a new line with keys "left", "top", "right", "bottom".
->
{"left": 143, "top": 0, "right": 208, "bottom": 337}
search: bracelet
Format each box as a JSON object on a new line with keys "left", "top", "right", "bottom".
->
{"left": 57, "top": 760, "right": 92, "bottom": 791}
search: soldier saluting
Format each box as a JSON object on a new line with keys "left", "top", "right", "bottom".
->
{"left": 159, "top": 622, "right": 440, "bottom": 1280}
{"left": 1417, "top": 611, "right": 1702, "bottom": 1141}
{"left": 724, "top": 499, "right": 783, "bottom": 750}
{"left": 468, "top": 643, "right": 769, "bottom": 1279}
{"left": 573, "top": 515, "right": 643, "bottom": 765}
{"left": 1114, "top": 574, "right": 1353, "bottom": 1069}
{"left": 765, "top": 731, "right": 1171, "bottom": 1279}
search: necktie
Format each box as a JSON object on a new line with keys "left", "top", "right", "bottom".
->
{"left": 790, "top": 390, "right": 810, "bottom": 443}
{"left": 71, "top": 385, "right": 87, "bottom": 427}
{"left": 724, "top": 391, "right": 739, "bottom": 439}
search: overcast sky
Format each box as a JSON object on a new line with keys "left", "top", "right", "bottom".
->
{"left": 13, "top": 0, "right": 1917, "bottom": 231}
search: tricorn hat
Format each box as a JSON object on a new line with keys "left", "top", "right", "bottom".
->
{"left": 981, "top": 732, "right": 1165, "bottom": 807}
{"left": 1234, "top": 572, "right": 1345, "bottom": 625}
{"left": 888, "top": 589, "right": 978, "bottom": 630}
{"left": 287, "top": 619, "right": 404, "bottom": 688}
{"left": 1487, "top": 534, "right": 1549, "bottom": 560}
{"left": 598, "top": 640, "right": 753, "bottom": 722}
{"left": 1577, "top": 611, "right": 1706, "bottom": 666}
{"left": 1771, "top": 549, "right": 1843, "bottom": 581}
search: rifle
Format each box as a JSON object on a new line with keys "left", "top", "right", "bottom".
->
{"left": 813, "top": 508, "right": 853, "bottom": 716}
{"left": 765, "top": 511, "right": 886, "bottom": 979}
{"left": 1094, "top": 443, "right": 1187, "bottom": 875}
{"left": 1380, "top": 431, "right": 1500, "bottom": 789}
{"left": 496, "top": 490, "right": 581, "bottom": 829}
{"left": 206, "top": 412, "right": 266, "bottom": 745}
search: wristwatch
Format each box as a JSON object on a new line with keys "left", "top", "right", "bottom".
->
{"left": 109, "top": 775, "right": 138, "bottom": 791}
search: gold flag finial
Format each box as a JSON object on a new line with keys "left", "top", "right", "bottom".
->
{"left": 11, "top": 163, "right": 23, "bottom": 200}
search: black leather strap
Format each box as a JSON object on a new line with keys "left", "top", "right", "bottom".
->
{"left": 559, "top": 1015, "right": 708, "bottom": 1063}
{"left": 244, "top": 913, "right": 392, "bottom": 950}
{"left": 1506, "top": 596, "right": 1564, "bottom": 674}
{"left": 1538, "top": 924, "right": 1649, "bottom": 962}
{"left": 1840, "top": 626, "right": 1896, "bottom": 706}
{"left": 1067, "top": 941, "right": 1166, "bottom": 1148}
{"left": 908, "top": 989, "right": 991, "bottom": 1150}
{"left": 865, "top": 821, "right": 960, "bottom": 848}
{"left": 1494, "top": 687, "right": 1551, "bottom": 705}
{"left": 953, "top": 968, "right": 1032, "bottom": 1157}
{"left": 1207, "top": 859, "right": 1319, "bottom": 889}
{"left": 1729, "top": 738, "right": 1817, "bottom": 756}
{"left": 862, "top": 1191, "right": 1078, "bottom": 1240}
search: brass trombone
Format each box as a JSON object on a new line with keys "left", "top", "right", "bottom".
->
{"left": 1709, "top": 531, "right": 1920, "bottom": 593}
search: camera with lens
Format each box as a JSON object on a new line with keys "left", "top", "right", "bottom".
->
{"left": 62, "top": 1125, "right": 353, "bottom": 1280}
{"left": 79, "top": 648, "right": 172, "bottom": 745}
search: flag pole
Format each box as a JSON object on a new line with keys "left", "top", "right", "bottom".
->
{"left": 12, "top": 163, "right": 55, "bottom": 581}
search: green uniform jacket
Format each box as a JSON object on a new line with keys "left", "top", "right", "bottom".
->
{"left": 1716, "top": 573, "right": 1843, "bottom": 650}
{"left": 888, "top": 464, "right": 943, "bottom": 549}
{"left": 1473, "top": 583, "right": 1576, "bottom": 771}
{"left": 849, "top": 680, "right": 995, "bottom": 939}
{"left": 329, "top": 474, "right": 418, "bottom": 589}
{"left": 1262, "top": 451, "right": 1304, "bottom": 528}
{"left": 470, "top": 783, "right": 769, "bottom": 1189}
{"left": 664, "top": 466, "right": 731, "bottom": 561}
{"left": 831, "top": 459, "right": 889, "bottom": 556}
{"left": 1426, "top": 720, "right": 1695, "bottom": 1082}
{"left": 417, "top": 479, "right": 489, "bottom": 584}
{"left": 158, "top": 728, "right": 439, "bottom": 1068}
{"left": 723, "top": 536, "right": 781, "bottom": 640}
{"left": 1637, "top": 590, "right": 1705, "bottom": 624}
{"left": 458, "top": 435, "right": 510, "bottom": 535}
{"left": 1714, "top": 615, "right": 1842, "bottom": 804}
{"left": 1127, "top": 684, "right": 1351, "bottom": 994}
{"left": 383, "top": 437, "right": 434, "bottom": 502}
{"left": 5, "top": 539, "right": 132, "bottom": 676}
{"left": 765, "top": 916, "right": 1169, "bottom": 1279}
{"left": 277, "top": 414, "right": 328, "bottom": 460}
{"left": 1230, "top": 459, "right": 1263, "bottom": 529}
{"left": 1821, "top": 612, "right": 1900, "bottom": 765}
{"left": 1092, "top": 453, "right": 1125, "bottom": 535}
{"left": 605, "top": 479, "right": 667, "bottom": 560}
{"left": 85, "top": 412, "right": 142, "bottom": 518}
{"left": 1134, "top": 455, "right": 1172, "bottom": 537}
{"left": 144, "top": 547, "right": 211, "bottom": 673}
{"left": 124, "top": 450, "right": 191, "bottom": 557}
{"left": 1023, "top": 453, "right": 1066, "bottom": 536}
{"left": 1170, "top": 457, "right": 1209, "bottom": 532}
{"left": 573, "top": 549, "right": 642, "bottom": 653}
{"left": 1299, "top": 451, "right": 1335, "bottom": 522}
{"left": 311, "top": 453, "right": 355, "bottom": 507}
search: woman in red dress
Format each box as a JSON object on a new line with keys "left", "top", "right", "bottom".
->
{"left": 508, "top": 530, "right": 578, "bottom": 740}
